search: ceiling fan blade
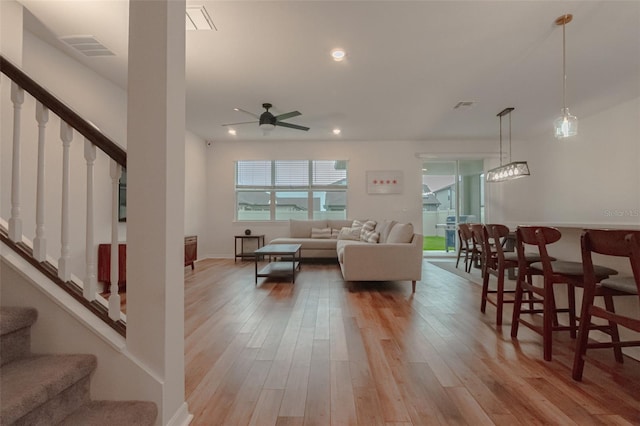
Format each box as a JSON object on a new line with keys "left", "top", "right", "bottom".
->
{"left": 275, "top": 111, "right": 301, "bottom": 121}
{"left": 234, "top": 108, "right": 259, "bottom": 119}
{"left": 221, "top": 120, "right": 257, "bottom": 127}
{"left": 276, "top": 121, "right": 310, "bottom": 131}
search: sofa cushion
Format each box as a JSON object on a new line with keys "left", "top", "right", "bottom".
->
{"left": 311, "top": 227, "right": 332, "bottom": 239}
{"left": 290, "top": 219, "right": 327, "bottom": 238}
{"left": 271, "top": 237, "right": 337, "bottom": 250}
{"left": 376, "top": 220, "right": 397, "bottom": 243}
{"left": 387, "top": 222, "right": 414, "bottom": 243}
{"left": 327, "top": 219, "right": 354, "bottom": 230}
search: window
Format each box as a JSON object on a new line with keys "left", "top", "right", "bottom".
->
{"left": 236, "top": 160, "right": 347, "bottom": 221}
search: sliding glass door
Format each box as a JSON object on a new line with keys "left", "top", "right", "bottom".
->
{"left": 422, "top": 159, "right": 484, "bottom": 253}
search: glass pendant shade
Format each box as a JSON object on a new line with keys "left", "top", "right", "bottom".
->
{"left": 553, "top": 107, "right": 578, "bottom": 139}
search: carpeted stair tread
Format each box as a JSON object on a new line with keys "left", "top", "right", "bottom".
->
{"left": 0, "top": 354, "right": 97, "bottom": 425}
{"left": 58, "top": 400, "right": 158, "bottom": 426}
{"left": 0, "top": 306, "right": 38, "bottom": 336}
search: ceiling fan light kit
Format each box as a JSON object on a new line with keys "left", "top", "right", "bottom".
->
{"left": 486, "top": 107, "right": 530, "bottom": 183}
{"left": 553, "top": 13, "right": 578, "bottom": 139}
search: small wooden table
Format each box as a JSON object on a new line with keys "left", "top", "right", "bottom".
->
{"left": 235, "top": 234, "right": 266, "bottom": 262}
{"left": 254, "top": 244, "right": 301, "bottom": 285}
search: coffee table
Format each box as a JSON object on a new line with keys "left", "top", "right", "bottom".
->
{"left": 254, "top": 244, "right": 302, "bottom": 284}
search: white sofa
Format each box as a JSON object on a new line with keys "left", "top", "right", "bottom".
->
{"left": 270, "top": 219, "right": 423, "bottom": 292}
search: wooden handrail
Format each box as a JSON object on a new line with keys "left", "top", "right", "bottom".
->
{"left": 0, "top": 55, "right": 126, "bottom": 168}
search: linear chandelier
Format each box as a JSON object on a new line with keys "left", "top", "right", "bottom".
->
{"left": 486, "top": 107, "right": 530, "bottom": 183}
{"left": 553, "top": 14, "right": 578, "bottom": 139}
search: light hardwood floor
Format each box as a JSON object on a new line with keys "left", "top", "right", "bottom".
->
{"left": 184, "top": 258, "right": 640, "bottom": 425}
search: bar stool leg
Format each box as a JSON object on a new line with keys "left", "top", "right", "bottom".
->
{"left": 543, "top": 280, "right": 554, "bottom": 361}
{"left": 603, "top": 295, "right": 624, "bottom": 363}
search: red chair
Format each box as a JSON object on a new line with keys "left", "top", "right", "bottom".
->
{"left": 572, "top": 229, "right": 640, "bottom": 380}
{"left": 510, "top": 226, "right": 617, "bottom": 361}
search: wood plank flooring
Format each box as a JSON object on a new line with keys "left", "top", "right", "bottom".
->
{"left": 184, "top": 259, "right": 640, "bottom": 425}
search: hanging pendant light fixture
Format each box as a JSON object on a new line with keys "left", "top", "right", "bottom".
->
{"left": 553, "top": 14, "right": 578, "bottom": 139}
{"left": 486, "top": 107, "right": 530, "bottom": 183}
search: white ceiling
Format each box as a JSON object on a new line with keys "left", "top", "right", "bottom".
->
{"left": 19, "top": 1, "right": 640, "bottom": 143}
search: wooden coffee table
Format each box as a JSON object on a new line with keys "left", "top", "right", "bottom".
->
{"left": 254, "top": 244, "right": 302, "bottom": 284}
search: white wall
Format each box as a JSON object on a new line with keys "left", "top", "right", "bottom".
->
{"left": 494, "top": 96, "right": 640, "bottom": 227}
{"left": 184, "top": 131, "right": 207, "bottom": 246}
{"left": 203, "top": 138, "right": 497, "bottom": 258}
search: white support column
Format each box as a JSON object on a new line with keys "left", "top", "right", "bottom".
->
{"left": 83, "top": 139, "right": 97, "bottom": 301}
{"left": 33, "top": 102, "right": 49, "bottom": 261}
{"left": 128, "top": 0, "right": 189, "bottom": 423}
{"left": 8, "top": 82, "right": 24, "bottom": 242}
{"left": 57, "top": 121, "right": 73, "bottom": 281}
{"left": 108, "top": 160, "right": 121, "bottom": 320}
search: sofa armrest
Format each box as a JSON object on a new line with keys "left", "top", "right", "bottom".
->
{"left": 340, "top": 234, "right": 423, "bottom": 282}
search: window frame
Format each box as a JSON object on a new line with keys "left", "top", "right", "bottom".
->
{"left": 235, "top": 160, "right": 348, "bottom": 221}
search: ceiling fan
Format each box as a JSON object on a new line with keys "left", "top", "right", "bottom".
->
{"left": 222, "top": 103, "right": 310, "bottom": 132}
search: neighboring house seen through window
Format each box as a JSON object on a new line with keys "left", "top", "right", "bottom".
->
{"left": 236, "top": 160, "right": 347, "bottom": 221}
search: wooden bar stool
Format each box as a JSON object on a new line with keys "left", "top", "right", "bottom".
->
{"left": 510, "top": 226, "right": 618, "bottom": 361}
{"left": 469, "top": 224, "right": 489, "bottom": 274}
{"left": 455, "top": 223, "right": 475, "bottom": 273}
{"left": 572, "top": 229, "right": 640, "bottom": 381}
{"left": 480, "top": 224, "right": 542, "bottom": 326}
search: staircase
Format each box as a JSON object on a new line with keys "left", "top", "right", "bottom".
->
{"left": 0, "top": 307, "right": 157, "bottom": 425}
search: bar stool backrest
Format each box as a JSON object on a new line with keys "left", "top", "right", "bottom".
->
{"left": 581, "top": 229, "right": 638, "bottom": 294}
{"left": 625, "top": 232, "right": 640, "bottom": 294}
{"left": 486, "top": 224, "right": 510, "bottom": 264}
{"left": 516, "top": 226, "right": 561, "bottom": 281}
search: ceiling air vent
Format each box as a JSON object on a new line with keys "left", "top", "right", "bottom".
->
{"left": 453, "top": 101, "right": 475, "bottom": 110}
{"left": 59, "top": 35, "right": 114, "bottom": 57}
{"left": 186, "top": 6, "right": 217, "bottom": 31}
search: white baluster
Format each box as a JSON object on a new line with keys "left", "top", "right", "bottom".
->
{"left": 109, "top": 160, "right": 122, "bottom": 320}
{"left": 83, "top": 139, "right": 97, "bottom": 300}
{"left": 58, "top": 122, "right": 73, "bottom": 281}
{"left": 33, "top": 102, "right": 49, "bottom": 261}
{"left": 8, "top": 83, "right": 24, "bottom": 242}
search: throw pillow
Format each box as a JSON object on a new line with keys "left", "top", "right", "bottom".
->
{"left": 311, "top": 227, "right": 332, "bottom": 239}
{"left": 331, "top": 229, "right": 340, "bottom": 239}
{"left": 386, "top": 222, "right": 414, "bottom": 243}
{"left": 337, "top": 227, "right": 361, "bottom": 241}
{"left": 359, "top": 220, "right": 377, "bottom": 241}
{"left": 363, "top": 230, "right": 380, "bottom": 243}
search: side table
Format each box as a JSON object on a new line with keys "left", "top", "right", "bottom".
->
{"left": 235, "top": 234, "right": 265, "bottom": 262}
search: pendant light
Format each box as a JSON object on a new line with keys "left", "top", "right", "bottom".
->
{"left": 486, "top": 107, "right": 530, "bottom": 183}
{"left": 553, "top": 14, "right": 578, "bottom": 139}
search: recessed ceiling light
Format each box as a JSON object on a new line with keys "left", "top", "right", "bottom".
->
{"left": 228, "top": 129, "right": 237, "bottom": 136}
{"left": 332, "top": 128, "right": 341, "bottom": 135}
{"left": 331, "top": 48, "right": 346, "bottom": 62}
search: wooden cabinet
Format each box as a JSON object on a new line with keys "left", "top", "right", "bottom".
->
{"left": 97, "top": 243, "right": 127, "bottom": 293}
{"left": 185, "top": 235, "right": 197, "bottom": 269}
{"left": 98, "top": 236, "right": 198, "bottom": 293}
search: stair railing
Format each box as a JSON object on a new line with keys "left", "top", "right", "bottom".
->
{"left": 1, "top": 55, "right": 127, "bottom": 335}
